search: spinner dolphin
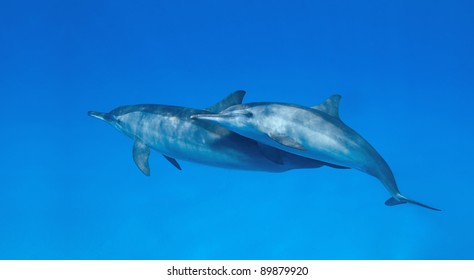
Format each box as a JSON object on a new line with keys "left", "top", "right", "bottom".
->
{"left": 192, "top": 95, "right": 440, "bottom": 211}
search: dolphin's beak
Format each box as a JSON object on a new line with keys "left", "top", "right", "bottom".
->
{"left": 88, "top": 111, "right": 114, "bottom": 122}
{"left": 190, "top": 113, "right": 224, "bottom": 120}
{"left": 191, "top": 113, "right": 238, "bottom": 126}
{"left": 191, "top": 111, "right": 250, "bottom": 120}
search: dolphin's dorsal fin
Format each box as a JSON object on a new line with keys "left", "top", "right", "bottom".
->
{"left": 133, "top": 139, "right": 151, "bottom": 176}
{"left": 312, "top": 95, "right": 341, "bottom": 118}
{"left": 163, "top": 154, "right": 182, "bottom": 170}
{"left": 205, "top": 90, "right": 246, "bottom": 113}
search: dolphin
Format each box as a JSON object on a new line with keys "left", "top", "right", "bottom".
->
{"left": 191, "top": 95, "right": 440, "bottom": 211}
{"left": 88, "top": 91, "right": 346, "bottom": 175}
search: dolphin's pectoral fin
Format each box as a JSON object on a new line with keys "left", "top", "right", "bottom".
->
{"left": 163, "top": 154, "right": 182, "bottom": 170}
{"left": 133, "top": 139, "right": 151, "bottom": 176}
{"left": 257, "top": 142, "right": 284, "bottom": 165}
{"left": 205, "top": 90, "right": 246, "bottom": 113}
{"left": 268, "top": 133, "right": 306, "bottom": 150}
{"left": 385, "top": 195, "right": 441, "bottom": 211}
{"left": 312, "top": 95, "right": 341, "bottom": 118}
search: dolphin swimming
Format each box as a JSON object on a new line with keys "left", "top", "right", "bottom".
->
{"left": 192, "top": 95, "right": 440, "bottom": 211}
{"left": 88, "top": 91, "right": 345, "bottom": 175}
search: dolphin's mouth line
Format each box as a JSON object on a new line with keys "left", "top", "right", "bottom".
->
{"left": 88, "top": 111, "right": 114, "bottom": 122}
{"left": 191, "top": 114, "right": 226, "bottom": 119}
{"left": 191, "top": 112, "right": 251, "bottom": 119}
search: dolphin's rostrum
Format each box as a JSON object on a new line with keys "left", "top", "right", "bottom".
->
{"left": 192, "top": 95, "right": 440, "bottom": 211}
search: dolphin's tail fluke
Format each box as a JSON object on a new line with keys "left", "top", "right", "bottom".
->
{"left": 385, "top": 194, "right": 441, "bottom": 211}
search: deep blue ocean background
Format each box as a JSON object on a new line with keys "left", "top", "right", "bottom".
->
{"left": 1, "top": 0, "right": 473, "bottom": 259}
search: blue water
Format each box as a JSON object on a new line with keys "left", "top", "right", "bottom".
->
{"left": 1, "top": 0, "right": 473, "bottom": 259}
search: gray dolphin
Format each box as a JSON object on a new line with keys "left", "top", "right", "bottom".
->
{"left": 88, "top": 91, "right": 345, "bottom": 175}
{"left": 192, "top": 95, "right": 440, "bottom": 211}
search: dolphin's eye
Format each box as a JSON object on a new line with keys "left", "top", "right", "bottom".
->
{"left": 244, "top": 112, "right": 253, "bottom": 118}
